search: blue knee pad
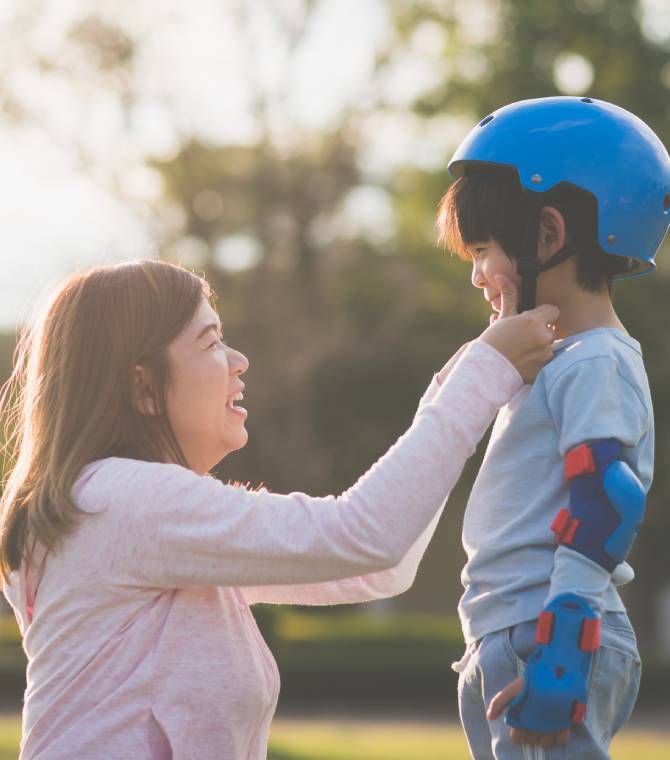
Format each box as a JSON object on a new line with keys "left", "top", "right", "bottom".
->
{"left": 551, "top": 439, "right": 646, "bottom": 572}
{"left": 505, "top": 593, "right": 600, "bottom": 733}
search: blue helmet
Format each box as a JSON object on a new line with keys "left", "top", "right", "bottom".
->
{"left": 448, "top": 96, "right": 670, "bottom": 280}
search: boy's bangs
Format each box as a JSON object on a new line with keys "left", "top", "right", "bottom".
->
{"left": 436, "top": 166, "right": 525, "bottom": 261}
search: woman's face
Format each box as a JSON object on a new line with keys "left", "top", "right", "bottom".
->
{"left": 164, "top": 297, "right": 249, "bottom": 474}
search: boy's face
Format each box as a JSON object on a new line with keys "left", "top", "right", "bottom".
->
{"left": 468, "top": 239, "right": 522, "bottom": 316}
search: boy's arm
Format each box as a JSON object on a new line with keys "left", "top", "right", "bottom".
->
{"left": 545, "top": 355, "right": 649, "bottom": 613}
{"left": 504, "top": 355, "right": 650, "bottom": 737}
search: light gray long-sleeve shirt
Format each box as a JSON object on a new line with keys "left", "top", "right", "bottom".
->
{"left": 459, "top": 328, "right": 653, "bottom": 645}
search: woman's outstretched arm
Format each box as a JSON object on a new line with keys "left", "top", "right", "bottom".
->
{"left": 84, "top": 339, "right": 520, "bottom": 590}
{"left": 240, "top": 364, "right": 455, "bottom": 606}
{"left": 82, "top": 296, "right": 557, "bottom": 590}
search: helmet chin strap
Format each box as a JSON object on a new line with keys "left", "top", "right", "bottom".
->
{"left": 517, "top": 193, "right": 575, "bottom": 312}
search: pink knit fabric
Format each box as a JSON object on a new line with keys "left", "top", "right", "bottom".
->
{"left": 3, "top": 340, "right": 521, "bottom": 759}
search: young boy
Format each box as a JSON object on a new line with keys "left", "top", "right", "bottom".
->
{"left": 437, "top": 97, "right": 670, "bottom": 759}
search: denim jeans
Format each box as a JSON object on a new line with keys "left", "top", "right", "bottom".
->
{"left": 455, "top": 612, "right": 641, "bottom": 759}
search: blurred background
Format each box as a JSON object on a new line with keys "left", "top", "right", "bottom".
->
{"left": 1, "top": 1, "right": 669, "bottom": 758}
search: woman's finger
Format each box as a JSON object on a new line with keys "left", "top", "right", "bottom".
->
{"left": 529, "top": 302, "right": 560, "bottom": 327}
{"left": 494, "top": 274, "right": 519, "bottom": 318}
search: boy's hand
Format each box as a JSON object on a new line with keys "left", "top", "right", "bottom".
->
{"left": 486, "top": 677, "right": 571, "bottom": 749}
{"left": 479, "top": 275, "right": 559, "bottom": 383}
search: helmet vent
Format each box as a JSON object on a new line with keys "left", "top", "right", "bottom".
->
{"left": 581, "top": 97, "right": 594, "bottom": 103}
{"left": 664, "top": 194, "right": 670, "bottom": 212}
{"left": 479, "top": 114, "right": 494, "bottom": 127}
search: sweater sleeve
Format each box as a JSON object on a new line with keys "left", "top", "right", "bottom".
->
{"left": 93, "top": 340, "right": 521, "bottom": 590}
{"left": 241, "top": 343, "right": 472, "bottom": 605}
{"left": 240, "top": 500, "right": 445, "bottom": 605}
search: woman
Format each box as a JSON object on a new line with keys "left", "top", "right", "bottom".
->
{"left": 0, "top": 260, "right": 557, "bottom": 759}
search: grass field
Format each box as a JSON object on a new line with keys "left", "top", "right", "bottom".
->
{"left": 0, "top": 715, "right": 19, "bottom": 760}
{"left": 1, "top": 714, "right": 669, "bottom": 759}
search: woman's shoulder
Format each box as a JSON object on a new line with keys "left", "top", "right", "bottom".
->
{"left": 72, "top": 457, "right": 202, "bottom": 513}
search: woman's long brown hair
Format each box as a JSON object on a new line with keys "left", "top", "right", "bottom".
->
{"left": 0, "top": 259, "right": 213, "bottom": 584}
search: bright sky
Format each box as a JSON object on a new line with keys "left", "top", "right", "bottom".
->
{"left": 0, "top": 0, "right": 667, "bottom": 330}
{"left": 0, "top": 0, "right": 401, "bottom": 329}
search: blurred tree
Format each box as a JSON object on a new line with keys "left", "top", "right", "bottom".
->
{"left": 0, "top": 0, "right": 669, "bottom": 652}
{"left": 0, "top": 0, "right": 480, "bottom": 617}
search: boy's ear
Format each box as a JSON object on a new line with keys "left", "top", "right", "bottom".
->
{"left": 537, "top": 206, "right": 566, "bottom": 263}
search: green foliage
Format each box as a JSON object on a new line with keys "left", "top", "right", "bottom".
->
{"left": 268, "top": 721, "right": 471, "bottom": 760}
{"left": 0, "top": 615, "right": 25, "bottom": 685}
{"left": 0, "top": 715, "right": 21, "bottom": 760}
{"left": 274, "top": 609, "right": 462, "bottom": 643}
{"left": 0, "top": 616, "right": 20, "bottom": 645}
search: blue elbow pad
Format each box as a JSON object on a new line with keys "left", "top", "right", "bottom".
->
{"left": 506, "top": 593, "right": 600, "bottom": 733}
{"left": 551, "top": 439, "right": 646, "bottom": 572}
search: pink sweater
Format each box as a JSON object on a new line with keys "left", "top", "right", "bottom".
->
{"left": 3, "top": 340, "right": 521, "bottom": 759}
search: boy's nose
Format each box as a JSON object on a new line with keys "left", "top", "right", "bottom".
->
{"left": 471, "top": 264, "right": 486, "bottom": 289}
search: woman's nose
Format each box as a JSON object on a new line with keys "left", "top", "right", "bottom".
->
{"left": 230, "top": 349, "right": 249, "bottom": 376}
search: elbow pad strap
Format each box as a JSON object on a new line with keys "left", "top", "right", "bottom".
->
{"left": 551, "top": 439, "right": 646, "bottom": 573}
{"left": 506, "top": 593, "right": 600, "bottom": 733}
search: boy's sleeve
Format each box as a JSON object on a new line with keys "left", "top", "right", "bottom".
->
{"left": 544, "top": 356, "right": 650, "bottom": 613}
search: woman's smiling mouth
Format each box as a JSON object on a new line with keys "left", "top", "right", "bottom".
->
{"left": 226, "top": 389, "right": 247, "bottom": 417}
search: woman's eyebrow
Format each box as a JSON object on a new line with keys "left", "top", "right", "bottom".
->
{"left": 195, "top": 322, "right": 222, "bottom": 342}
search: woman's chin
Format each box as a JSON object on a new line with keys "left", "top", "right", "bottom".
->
{"left": 224, "top": 426, "right": 248, "bottom": 453}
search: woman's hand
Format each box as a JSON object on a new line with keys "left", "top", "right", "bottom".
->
{"left": 479, "top": 275, "right": 558, "bottom": 384}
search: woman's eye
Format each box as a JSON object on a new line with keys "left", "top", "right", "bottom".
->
{"left": 208, "top": 337, "right": 227, "bottom": 350}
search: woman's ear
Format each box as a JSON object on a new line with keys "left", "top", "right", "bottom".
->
{"left": 537, "top": 206, "right": 566, "bottom": 263}
{"left": 131, "top": 365, "right": 157, "bottom": 416}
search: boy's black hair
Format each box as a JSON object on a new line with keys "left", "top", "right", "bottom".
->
{"left": 437, "top": 164, "right": 632, "bottom": 293}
